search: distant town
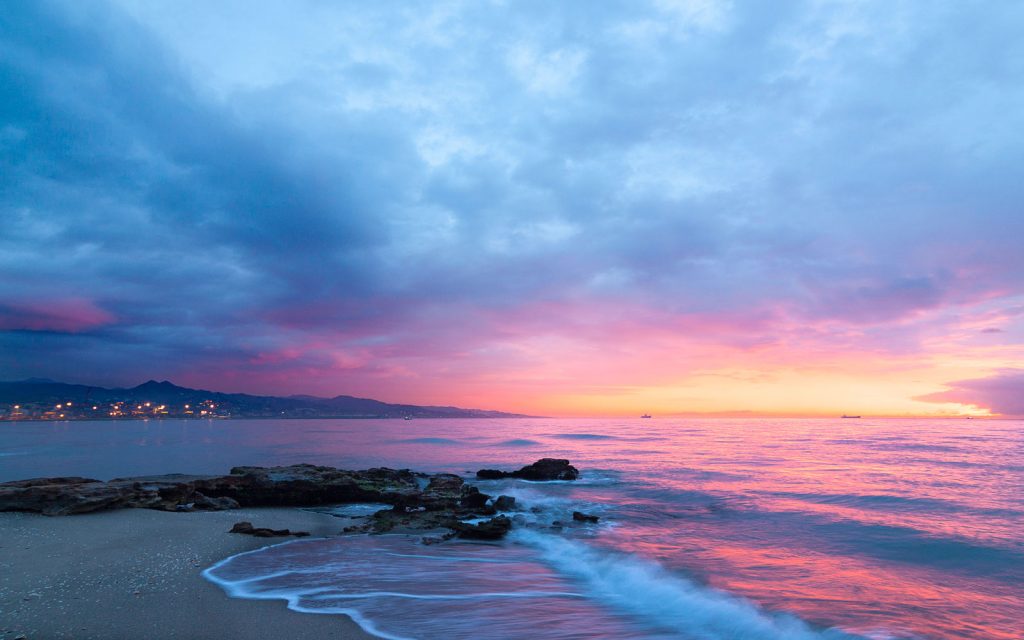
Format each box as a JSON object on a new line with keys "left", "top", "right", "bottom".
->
{"left": 4, "top": 398, "right": 229, "bottom": 421}
{"left": 0, "top": 379, "right": 527, "bottom": 421}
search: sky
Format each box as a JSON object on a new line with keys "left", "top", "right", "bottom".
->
{"left": 1, "top": 0, "right": 1023, "bottom": 417}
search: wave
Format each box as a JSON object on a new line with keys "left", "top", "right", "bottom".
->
{"left": 304, "top": 503, "right": 392, "bottom": 517}
{"left": 513, "top": 530, "right": 864, "bottom": 640}
{"left": 498, "top": 438, "right": 542, "bottom": 446}
{"left": 392, "top": 437, "right": 462, "bottom": 444}
{"left": 204, "top": 530, "right": 867, "bottom": 640}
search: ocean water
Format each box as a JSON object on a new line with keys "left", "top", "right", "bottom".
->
{"left": 2, "top": 417, "right": 1021, "bottom": 639}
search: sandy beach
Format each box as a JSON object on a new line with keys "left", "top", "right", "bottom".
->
{"left": 0, "top": 508, "right": 377, "bottom": 640}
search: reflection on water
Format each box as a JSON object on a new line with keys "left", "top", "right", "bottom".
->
{"left": 3, "top": 417, "right": 1022, "bottom": 639}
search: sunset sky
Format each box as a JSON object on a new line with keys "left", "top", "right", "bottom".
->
{"left": 2, "top": 1, "right": 1023, "bottom": 417}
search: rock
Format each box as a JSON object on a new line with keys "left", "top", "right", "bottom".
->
{"left": 416, "top": 473, "right": 465, "bottom": 511}
{"left": 229, "top": 521, "right": 309, "bottom": 537}
{"left": 475, "top": 458, "right": 579, "bottom": 482}
{"left": 369, "top": 506, "right": 457, "bottom": 533}
{"left": 514, "top": 459, "right": 579, "bottom": 481}
{"left": 493, "top": 495, "right": 516, "bottom": 511}
{"left": 0, "top": 477, "right": 134, "bottom": 516}
{"left": 0, "top": 465, "right": 421, "bottom": 515}
{"left": 475, "top": 469, "right": 508, "bottom": 480}
{"left": 203, "top": 464, "right": 420, "bottom": 507}
{"left": 424, "top": 473, "right": 463, "bottom": 493}
{"left": 451, "top": 516, "right": 513, "bottom": 540}
{"left": 572, "top": 511, "right": 599, "bottom": 523}
{"left": 421, "top": 532, "right": 457, "bottom": 545}
{"left": 458, "top": 485, "right": 491, "bottom": 510}
{"left": 192, "top": 492, "right": 239, "bottom": 511}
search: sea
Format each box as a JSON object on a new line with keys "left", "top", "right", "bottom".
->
{"left": 1, "top": 417, "right": 1021, "bottom": 640}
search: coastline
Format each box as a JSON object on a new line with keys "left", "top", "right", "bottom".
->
{"left": 0, "top": 508, "right": 377, "bottom": 640}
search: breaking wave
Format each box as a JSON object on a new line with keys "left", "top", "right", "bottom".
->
{"left": 204, "top": 530, "right": 866, "bottom": 640}
{"left": 512, "top": 530, "right": 864, "bottom": 640}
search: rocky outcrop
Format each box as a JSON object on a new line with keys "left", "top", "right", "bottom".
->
{"left": 0, "top": 459, "right": 584, "bottom": 543}
{"left": 0, "top": 477, "right": 137, "bottom": 516}
{"left": 195, "top": 465, "right": 421, "bottom": 507}
{"left": 229, "top": 521, "right": 310, "bottom": 538}
{"left": 451, "top": 516, "right": 513, "bottom": 540}
{"left": 476, "top": 458, "right": 579, "bottom": 481}
{"left": 493, "top": 495, "right": 516, "bottom": 511}
{"left": 192, "top": 492, "right": 240, "bottom": 511}
{"left": 572, "top": 510, "right": 599, "bottom": 523}
{"left": 459, "top": 485, "right": 491, "bottom": 510}
{"left": 0, "top": 464, "right": 420, "bottom": 516}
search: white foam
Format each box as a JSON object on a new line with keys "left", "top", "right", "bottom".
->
{"left": 202, "top": 539, "right": 414, "bottom": 640}
{"left": 512, "top": 529, "right": 863, "bottom": 640}
{"left": 203, "top": 531, "right": 866, "bottom": 640}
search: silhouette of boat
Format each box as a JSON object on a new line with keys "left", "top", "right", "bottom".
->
{"left": 841, "top": 414, "right": 861, "bottom": 419}
{"left": 640, "top": 414, "right": 652, "bottom": 419}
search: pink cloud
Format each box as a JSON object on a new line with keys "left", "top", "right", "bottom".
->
{"left": 0, "top": 298, "right": 116, "bottom": 333}
{"left": 917, "top": 369, "right": 1024, "bottom": 416}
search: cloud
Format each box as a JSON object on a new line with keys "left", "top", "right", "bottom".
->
{"left": 1, "top": 0, "right": 1024, "bottom": 411}
{"left": 0, "top": 299, "right": 116, "bottom": 333}
{"left": 917, "top": 370, "right": 1024, "bottom": 416}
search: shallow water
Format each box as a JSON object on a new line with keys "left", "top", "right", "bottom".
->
{"left": 3, "top": 417, "right": 1022, "bottom": 639}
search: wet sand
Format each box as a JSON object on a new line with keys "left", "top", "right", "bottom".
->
{"left": 0, "top": 508, "right": 377, "bottom": 640}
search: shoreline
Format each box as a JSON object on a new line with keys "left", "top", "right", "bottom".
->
{"left": 0, "top": 508, "right": 378, "bottom": 640}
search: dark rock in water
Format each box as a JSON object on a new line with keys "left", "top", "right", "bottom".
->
{"left": 475, "top": 469, "right": 508, "bottom": 480}
{"left": 572, "top": 510, "right": 599, "bottom": 523}
{"left": 514, "top": 459, "right": 579, "bottom": 481}
{"left": 458, "top": 485, "right": 491, "bottom": 510}
{"left": 475, "top": 458, "right": 579, "bottom": 482}
{"left": 451, "top": 516, "right": 513, "bottom": 540}
{"left": 416, "top": 473, "right": 465, "bottom": 511}
{"left": 424, "top": 473, "right": 464, "bottom": 493}
{"left": 370, "top": 506, "right": 454, "bottom": 533}
{"left": 229, "top": 521, "right": 309, "bottom": 537}
{"left": 493, "top": 495, "right": 516, "bottom": 511}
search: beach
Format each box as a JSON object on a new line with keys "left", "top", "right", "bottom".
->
{"left": 0, "top": 508, "right": 376, "bottom": 640}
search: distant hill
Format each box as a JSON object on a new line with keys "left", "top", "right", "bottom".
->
{"left": 0, "top": 379, "right": 529, "bottom": 420}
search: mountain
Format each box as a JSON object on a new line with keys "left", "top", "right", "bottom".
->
{"left": 0, "top": 379, "right": 529, "bottom": 420}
